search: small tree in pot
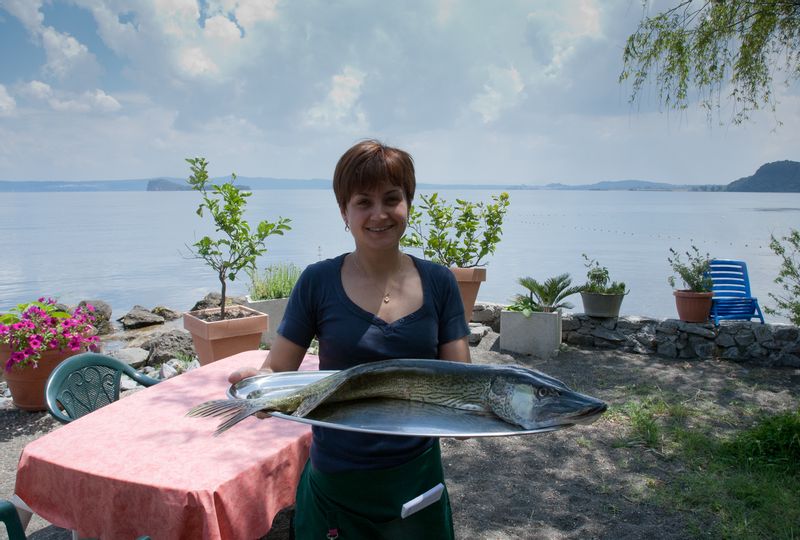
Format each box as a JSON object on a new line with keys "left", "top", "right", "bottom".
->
{"left": 580, "top": 254, "right": 627, "bottom": 318}
{"left": 667, "top": 245, "right": 713, "bottom": 323}
{"left": 401, "top": 191, "right": 510, "bottom": 321}
{"left": 183, "top": 157, "right": 292, "bottom": 364}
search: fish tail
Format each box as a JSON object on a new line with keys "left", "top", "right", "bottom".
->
{"left": 186, "top": 398, "right": 268, "bottom": 436}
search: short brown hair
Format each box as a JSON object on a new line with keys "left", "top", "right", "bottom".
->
{"left": 333, "top": 139, "right": 416, "bottom": 210}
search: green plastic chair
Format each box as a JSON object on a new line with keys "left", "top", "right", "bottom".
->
{"left": 45, "top": 352, "right": 160, "bottom": 424}
{"left": 0, "top": 499, "right": 26, "bottom": 540}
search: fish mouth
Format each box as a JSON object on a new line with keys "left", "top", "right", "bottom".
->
{"left": 566, "top": 401, "right": 608, "bottom": 425}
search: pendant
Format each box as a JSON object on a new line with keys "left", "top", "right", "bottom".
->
{"left": 383, "top": 294, "right": 390, "bottom": 303}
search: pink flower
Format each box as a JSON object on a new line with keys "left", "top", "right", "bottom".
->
{"left": 28, "top": 335, "right": 43, "bottom": 348}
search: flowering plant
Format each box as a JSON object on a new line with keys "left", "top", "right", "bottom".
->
{"left": 0, "top": 298, "right": 99, "bottom": 371}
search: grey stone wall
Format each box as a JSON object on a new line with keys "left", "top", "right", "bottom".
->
{"left": 563, "top": 314, "right": 800, "bottom": 367}
{"left": 471, "top": 302, "right": 800, "bottom": 367}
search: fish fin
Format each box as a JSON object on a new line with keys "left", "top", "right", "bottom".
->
{"left": 187, "top": 398, "right": 267, "bottom": 436}
{"left": 291, "top": 372, "right": 352, "bottom": 418}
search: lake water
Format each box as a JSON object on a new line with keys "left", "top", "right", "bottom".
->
{"left": 1, "top": 189, "right": 797, "bottom": 323}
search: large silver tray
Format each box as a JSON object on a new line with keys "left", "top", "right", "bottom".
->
{"left": 228, "top": 371, "right": 568, "bottom": 438}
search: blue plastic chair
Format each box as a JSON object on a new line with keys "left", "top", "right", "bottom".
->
{"left": 708, "top": 259, "right": 765, "bottom": 325}
{"left": 45, "top": 352, "right": 160, "bottom": 424}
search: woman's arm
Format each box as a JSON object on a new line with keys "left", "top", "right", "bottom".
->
{"left": 438, "top": 336, "right": 471, "bottom": 363}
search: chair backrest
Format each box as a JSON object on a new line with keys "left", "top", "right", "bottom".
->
{"left": 708, "top": 259, "right": 754, "bottom": 298}
{"left": 45, "top": 352, "right": 160, "bottom": 424}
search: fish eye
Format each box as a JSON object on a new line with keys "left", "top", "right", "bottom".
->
{"left": 536, "top": 387, "right": 558, "bottom": 399}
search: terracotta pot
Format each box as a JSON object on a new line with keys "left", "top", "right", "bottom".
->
{"left": 1, "top": 345, "right": 76, "bottom": 411}
{"left": 450, "top": 267, "right": 487, "bottom": 323}
{"left": 183, "top": 305, "right": 268, "bottom": 366}
{"left": 673, "top": 290, "right": 713, "bottom": 323}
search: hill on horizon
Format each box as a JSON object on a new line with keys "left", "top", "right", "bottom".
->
{"left": 726, "top": 160, "right": 800, "bottom": 192}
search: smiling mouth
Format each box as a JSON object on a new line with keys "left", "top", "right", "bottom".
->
{"left": 366, "top": 225, "right": 393, "bottom": 232}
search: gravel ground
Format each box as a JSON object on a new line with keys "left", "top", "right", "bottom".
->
{"left": 2, "top": 333, "right": 798, "bottom": 539}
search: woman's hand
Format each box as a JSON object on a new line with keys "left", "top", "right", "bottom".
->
{"left": 227, "top": 366, "right": 271, "bottom": 385}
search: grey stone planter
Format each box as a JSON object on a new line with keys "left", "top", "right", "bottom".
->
{"left": 500, "top": 310, "right": 562, "bottom": 359}
{"left": 244, "top": 296, "right": 290, "bottom": 348}
{"left": 580, "top": 291, "right": 624, "bottom": 318}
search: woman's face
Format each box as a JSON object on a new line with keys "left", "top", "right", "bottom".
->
{"left": 342, "top": 182, "right": 409, "bottom": 252}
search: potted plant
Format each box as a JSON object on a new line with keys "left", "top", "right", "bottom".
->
{"left": 0, "top": 298, "right": 99, "bottom": 410}
{"left": 183, "top": 157, "right": 292, "bottom": 365}
{"left": 580, "top": 254, "right": 627, "bottom": 318}
{"left": 244, "top": 262, "right": 301, "bottom": 348}
{"left": 667, "top": 245, "right": 713, "bottom": 323}
{"left": 500, "top": 273, "right": 582, "bottom": 359}
{"left": 401, "top": 191, "right": 510, "bottom": 321}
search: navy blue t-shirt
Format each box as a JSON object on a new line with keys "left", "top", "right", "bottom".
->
{"left": 277, "top": 253, "right": 469, "bottom": 473}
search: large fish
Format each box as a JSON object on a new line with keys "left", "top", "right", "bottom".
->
{"left": 188, "top": 359, "right": 607, "bottom": 436}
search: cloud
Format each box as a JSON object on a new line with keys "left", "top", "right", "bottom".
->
{"left": 470, "top": 66, "right": 525, "bottom": 123}
{"left": 305, "top": 66, "right": 368, "bottom": 131}
{"left": 18, "top": 81, "right": 120, "bottom": 113}
{"left": 40, "top": 26, "right": 97, "bottom": 81}
{"left": 177, "top": 46, "right": 219, "bottom": 77}
{"left": 20, "top": 80, "right": 53, "bottom": 99}
{"left": 0, "top": 85, "right": 16, "bottom": 116}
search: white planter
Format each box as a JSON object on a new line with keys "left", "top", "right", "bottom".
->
{"left": 500, "top": 310, "right": 562, "bottom": 359}
{"left": 244, "top": 296, "right": 290, "bottom": 348}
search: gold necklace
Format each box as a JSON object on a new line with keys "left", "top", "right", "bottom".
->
{"left": 351, "top": 253, "right": 402, "bottom": 304}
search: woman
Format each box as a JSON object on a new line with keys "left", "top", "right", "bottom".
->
{"left": 230, "top": 139, "right": 470, "bottom": 539}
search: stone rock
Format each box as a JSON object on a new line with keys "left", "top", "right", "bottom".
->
{"left": 151, "top": 306, "right": 181, "bottom": 321}
{"left": 190, "top": 292, "right": 247, "bottom": 312}
{"left": 773, "top": 325, "right": 799, "bottom": 342}
{"left": 716, "top": 332, "right": 736, "bottom": 348}
{"left": 159, "top": 362, "right": 179, "bottom": 379}
{"left": 140, "top": 329, "right": 195, "bottom": 365}
{"left": 468, "top": 323, "right": 491, "bottom": 345}
{"left": 110, "top": 347, "right": 149, "bottom": 368}
{"left": 471, "top": 302, "right": 503, "bottom": 332}
{"left": 689, "top": 336, "right": 714, "bottom": 359}
{"left": 617, "top": 317, "right": 659, "bottom": 331}
{"left": 80, "top": 299, "right": 113, "bottom": 335}
{"left": 590, "top": 326, "right": 625, "bottom": 342}
{"left": 565, "top": 332, "right": 595, "bottom": 347}
{"left": 117, "top": 305, "right": 165, "bottom": 330}
{"left": 745, "top": 343, "right": 768, "bottom": 358}
{"left": 561, "top": 314, "right": 581, "bottom": 332}
{"left": 734, "top": 329, "right": 755, "bottom": 346}
{"left": 656, "top": 341, "right": 677, "bottom": 358}
{"left": 721, "top": 347, "right": 743, "bottom": 360}
{"left": 752, "top": 324, "right": 773, "bottom": 343}
{"left": 775, "top": 353, "right": 800, "bottom": 367}
{"left": 656, "top": 320, "right": 679, "bottom": 335}
{"left": 678, "top": 321, "right": 716, "bottom": 339}
{"left": 625, "top": 335, "right": 652, "bottom": 355}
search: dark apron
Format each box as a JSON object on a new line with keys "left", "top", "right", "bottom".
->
{"left": 294, "top": 441, "right": 454, "bottom": 540}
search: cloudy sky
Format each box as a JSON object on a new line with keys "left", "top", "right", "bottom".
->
{"left": 0, "top": 0, "right": 797, "bottom": 185}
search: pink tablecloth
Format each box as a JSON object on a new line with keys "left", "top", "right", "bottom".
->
{"left": 16, "top": 351, "right": 318, "bottom": 540}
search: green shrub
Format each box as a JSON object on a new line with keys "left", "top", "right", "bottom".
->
{"left": 401, "top": 192, "right": 510, "bottom": 268}
{"left": 765, "top": 229, "right": 800, "bottom": 325}
{"left": 582, "top": 254, "right": 627, "bottom": 294}
{"left": 248, "top": 263, "right": 301, "bottom": 300}
{"left": 667, "top": 245, "right": 713, "bottom": 292}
